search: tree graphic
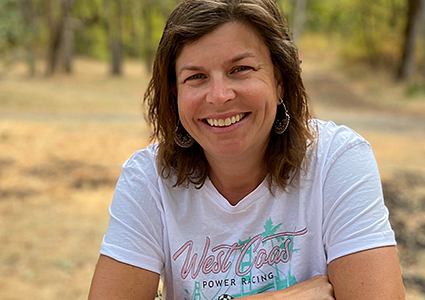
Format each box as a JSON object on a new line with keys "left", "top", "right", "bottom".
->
{"left": 261, "top": 217, "right": 283, "bottom": 288}
{"left": 261, "top": 217, "right": 297, "bottom": 290}
{"left": 238, "top": 237, "right": 253, "bottom": 295}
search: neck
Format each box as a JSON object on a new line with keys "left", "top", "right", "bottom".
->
{"left": 206, "top": 151, "right": 267, "bottom": 206}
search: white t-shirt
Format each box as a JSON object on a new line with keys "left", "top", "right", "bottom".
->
{"left": 100, "top": 120, "right": 396, "bottom": 299}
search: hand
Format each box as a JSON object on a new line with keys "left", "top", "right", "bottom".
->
{"left": 281, "top": 275, "right": 335, "bottom": 300}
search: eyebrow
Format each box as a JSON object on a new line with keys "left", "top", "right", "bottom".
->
{"left": 229, "top": 52, "right": 256, "bottom": 64}
{"left": 177, "top": 52, "right": 256, "bottom": 78}
{"left": 177, "top": 65, "right": 202, "bottom": 78}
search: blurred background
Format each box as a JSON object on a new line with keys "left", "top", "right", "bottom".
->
{"left": 0, "top": 0, "right": 425, "bottom": 299}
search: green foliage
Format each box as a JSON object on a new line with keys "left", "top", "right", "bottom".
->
{"left": 0, "top": 0, "right": 44, "bottom": 74}
{"left": 304, "top": 0, "right": 406, "bottom": 67}
{"left": 75, "top": 24, "right": 109, "bottom": 60}
{"left": 406, "top": 81, "right": 425, "bottom": 98}
{"left": 0, "top": 0, "right": 26, "bottom": 52}
{"left": 277, "top": 0, "right": 294, "bottom": 26}
{"left": 0, "top": 0, "right": 416, "bottom": 75}
{"left": 73, "top": 0, "right": 173, "bottom": 61}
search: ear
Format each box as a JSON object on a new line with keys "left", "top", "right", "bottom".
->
{"left": 277, "top": 83, "right": 284, "bottom": 103}
{"left": 274, "top": 69, "right": 284, "bottom": 103}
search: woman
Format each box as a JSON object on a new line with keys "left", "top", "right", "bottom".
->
{"left": 89, "top": 0, "right": 405, "bottom": 299}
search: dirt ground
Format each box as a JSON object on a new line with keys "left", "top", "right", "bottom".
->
{"left": 1, "top": 57, "right": 425, "bottom": 299}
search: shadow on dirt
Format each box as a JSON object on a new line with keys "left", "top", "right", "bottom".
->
{"left": 26, "top": 159, "right": 117, "bottom": 190}
{"left": 0, "top": 157, "right": 118, "bottom": 202}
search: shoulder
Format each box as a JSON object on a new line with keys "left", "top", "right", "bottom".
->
{"left": 111, "top": 144, "right": 165, "bottom": 217}
{"left": 310, "top": 119, "right": 371, "bottom": 160}
{"left": 122, "top": 144, "right": 159, "bottom": 176}
{"left": 312, "top": 119, "right": 369, "bottom": 148}
{"left": 115, "top": 143, "right": 164, "bottom": 193}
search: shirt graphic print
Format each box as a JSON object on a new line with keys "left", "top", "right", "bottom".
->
{"left": 172, "top": 217, "right": 308, "bottom": 299}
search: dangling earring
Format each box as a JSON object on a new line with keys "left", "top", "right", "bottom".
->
{"left": 273, "top": 98, "right": 290, "bottom": 134}
{"left": 174, "top": 120, "right": 194, "bottom": 148}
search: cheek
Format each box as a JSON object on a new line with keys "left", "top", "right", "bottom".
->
{"left": 177, "top": 87, "right": 204, "bottom": 116}
{"left": 177, "top": 96, "right": 198, "bottom": 124}
{"left": 264, "top": 102, "right": 277, "bottom": 123}
{"left": 262, "top": 95, "right": 279, "bottom": 123}
{"left": 252, "top": 90, "right": 278, "bottom": 116}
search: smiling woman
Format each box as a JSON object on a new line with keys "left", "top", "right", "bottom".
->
{"left": 88, "top": 0, "right": 405, "bottom": 299}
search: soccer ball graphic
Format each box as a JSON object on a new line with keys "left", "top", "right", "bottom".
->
{"left": 218, "top": 294, "right": 234, "bottom": 300}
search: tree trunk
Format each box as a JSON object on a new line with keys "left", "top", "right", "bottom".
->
{"left": 20, "top": 0, "right": 37, "bottom": 77}
{"left": 390, "top": 0, "right": 398, "bottom": 28}
{"left": 60, "top": 17, "right": 76, "bottom": 74}
{"left": 25, "top": 46, "right": 36, "bottom": 77}
{"left": 292, "top": 0, "right": 308, "bottom": 42}
{"left": 45, "top": 20, "right": 64, "bottom": 75}
{"left": 45, "top": 0, "right": 75, "bottom": 76}
{"left": 107, "top": 0, "right": 123, "bottom": 76}
{"left": 398, "top": 0, "right": 423, "bottom": 80}
{"left": 111, "top": 38, "right": 122, "bottom": 75}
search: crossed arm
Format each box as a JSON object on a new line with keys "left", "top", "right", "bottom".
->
{"left": 88, "top": 245, "right": 405, "bottom": 300}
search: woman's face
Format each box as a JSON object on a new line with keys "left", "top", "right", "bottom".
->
{"left": 175, "top": 21, "right": 283, "bottom": 161}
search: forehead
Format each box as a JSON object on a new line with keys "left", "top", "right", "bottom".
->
{"left": 175, "top": 21, "right": 271, "bottom": 69}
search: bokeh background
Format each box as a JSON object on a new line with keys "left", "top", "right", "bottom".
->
{"left": 1, "top": 0, "right": 425, "bottom": 299}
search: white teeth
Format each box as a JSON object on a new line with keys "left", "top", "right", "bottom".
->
{"left": 206, "top": 113, "right": 245, "bottom": 127}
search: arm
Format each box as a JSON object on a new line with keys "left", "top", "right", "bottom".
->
{"left": 88, "top": 255, "right": 160, "bottom": 300}
{"left": 88, "top": 255, "right": 332, "bottom": 300}
{"left": 238, "top": 275, "right": 334, "bottom": 300}
{"left": 328, "top": 246, "right": 405, "bottom": 299}
{"left": 237, "top": 246, "right": 405, "bottom": 300}
{"left": 91, "top": 151, "right": 165, "bottom": 299}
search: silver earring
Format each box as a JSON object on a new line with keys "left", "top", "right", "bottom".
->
{"left": 174, "top": 120, "right": 194, "bottom": 148}
{"left": 273, "top": 98, "right": 290, "bottom": 134}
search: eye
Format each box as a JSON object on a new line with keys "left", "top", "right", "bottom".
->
{"left": 185, "top": 74, "right": 205, "bottom": 82}
{"left": 232, "top": 66, "right": 253, "bottom": 74}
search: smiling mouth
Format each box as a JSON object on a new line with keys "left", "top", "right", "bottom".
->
{"left": 204, "top": 113, "right": 247, "bottom": 127}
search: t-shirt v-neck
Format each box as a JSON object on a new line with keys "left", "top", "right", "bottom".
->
{"left": 203, "top": 176, "right": 270, "bottom": 212}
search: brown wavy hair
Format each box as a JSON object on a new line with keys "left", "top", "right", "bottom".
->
{"left": 144, "top": 0, "right": 314, "bottom": 190}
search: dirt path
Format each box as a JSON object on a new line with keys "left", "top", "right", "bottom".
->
{"left": 2, "top": 68, "right": 424, "bottom": 138}
{"left": 0, "top": 111, "right": 144, "bottom": 122}
{"left": 304, "top": 70, "right": 425, "bottom": 140}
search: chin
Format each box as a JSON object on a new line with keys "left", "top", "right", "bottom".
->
{"left": 203, "top": 142, "right": 250, "bottom": 158}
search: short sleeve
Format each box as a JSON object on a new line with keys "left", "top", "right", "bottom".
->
{"left": 100, "top": 150, "right": 165, "bottom": 274}
{"left": 322, "top": 140, "right": 396, "bottom": 264}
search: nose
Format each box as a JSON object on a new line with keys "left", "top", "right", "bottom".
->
{"left": 206, "top": 74, "right": 235, "bottom": 105}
